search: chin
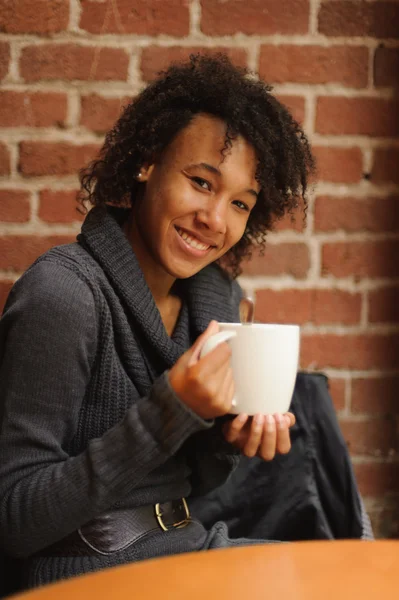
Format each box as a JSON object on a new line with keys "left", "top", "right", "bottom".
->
{"left": 169, "top": 266, "right": 203, "bottom": 279}
{"left": 164, "top": 259, "right": 207, "bottom": 280}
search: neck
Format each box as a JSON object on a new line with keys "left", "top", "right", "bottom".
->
{"left": 124, "top": 212, "right": 176, "bottom": 306}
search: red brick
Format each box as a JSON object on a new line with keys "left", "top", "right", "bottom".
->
{"left": 20, "top": 44, "right": 129, "bottom": 82}
{"left": 242, "top": 243, "right": 309, "bottom": 278}
{"left": 319, "top": 1, "right": 399, "bottom": 39}
{"left": 0, "top": 0, "right": 69, "bottom": 34}
{"left": 340, "top": 418, "right": 398, "bottom": 457}
{"left": 0, "top": 280, "right": 14, "bottom": 313}
{"left": 354, "top": 462, "right": 399, "bottom": 497}
{"left": 0, "top": 42, "right": 10, "bottom": 81}
{"left": 39, "top": 190, "right": 83, "bottom": 223}
{"left": 0, "top": 91, "right": 67, "bottom": 128}
{"left": 314, "top": 196, "right": 399, "bottom": 233}
{"left": 276, "top": 95, "right": 306, "bottom": 125}
{"left": 140, "top": 46, "right": 248, "bottom": 82}
{"left": 255, "top": 289, "right": 311, "bottom": 324}
{"left": 259, "top": 45, "right": 368, "bottom": 88}
{"left": 300, "top": 333, "right": 399, "bottom": 370}
{"left": 0, "top": 235, "right": 75, "bottom": 271}
{"left": 312, "top": 290, "right": 362, "bottom": 325}
{"left": 352, "top": 377, "right": 399, "bottom": 415}
{"left": 374, "top": 47, "right": 399, "bottom": 88}
{"left": 0, "top": 190, "right": 31, "bottom": 223}
{"left": 0, "top": 142, "right": 11, "bottom": 175}
{"left": 313, "top": 147, "right": 363, "bottom": 184}
{"left": 372, "top": 148, "right": 399, "bottom": 184}
{"left": 201, "top": 0, "right": 309, "bottom": 35}
{"left": 328, "top": 378, "right": 346, "bottom": 412}
{"left": 19, "top": 142, "right": 100, "bottom": 177}
{"left": 254, "top": 289, "right": 361, "bottom": 325}
{"left": 316, "top": 97, "right": 399, "bottom": 137}
{"left": 369, "top": 287, "right": 399, "bottom": 324}
{"left": 80, "top": 94, "right": 131, "bottom": 134}
{"left": 80, "top": 0, "right": 189, "bottom": 36}
{"left": 322, "top": 241, "right": 399, "bottom": 279}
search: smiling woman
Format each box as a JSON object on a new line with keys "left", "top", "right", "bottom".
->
{"left": 0, "top": 54, "right": 314, "bottom": 594}
{"left": 79, "top": 54, "right": 314, "bottom": 276}
{"left": 127, "top": 114, "right": 260, "bottom": 286}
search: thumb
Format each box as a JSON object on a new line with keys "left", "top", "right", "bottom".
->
{"left": 187, "top": 320, "right": 219, "bottom": 367}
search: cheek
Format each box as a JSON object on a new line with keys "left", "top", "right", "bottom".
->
{"left": 142, "top": 188, "right": 170, "bottom": 226}
{"left": 165, "top": 186, "right": 199, "bottom": 224}
{"left": 228, "top": 215, "right": 248, "bottom": 245}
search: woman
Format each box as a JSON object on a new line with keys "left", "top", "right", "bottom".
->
{"left": 0, "top": 55, "right": 314, "bottom": 591}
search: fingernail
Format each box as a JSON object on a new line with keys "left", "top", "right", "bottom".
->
{"left": 255, "top": 414, "right": 264, "bottom": 429}
{"left": 275, "top": 413, "right": 283, "bottom": 427}
{"left": 266, "top": 414, "right": 274, "bottom": 429}
{"left": 237, "top": 413, "right": 247, "bottom": 423}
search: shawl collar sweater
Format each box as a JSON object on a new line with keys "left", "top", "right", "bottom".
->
{"left": 0, "top": 206, "right": 242, "bottom": 563}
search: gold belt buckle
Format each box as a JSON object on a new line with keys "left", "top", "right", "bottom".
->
{"left": 155, "top": 498, "right": 190, "bottom": 532}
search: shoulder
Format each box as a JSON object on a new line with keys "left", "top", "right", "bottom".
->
{"left": 4, "top": 248, "right": 97, "bottom": 322}
{"left": 0, "top": 249, "right": 99, "bottom": 372}
{"left": 41, "top": 242, "right": 102, "bottom": 280}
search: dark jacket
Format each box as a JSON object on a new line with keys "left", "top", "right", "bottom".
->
{"left": 190, "top": 372, "right": 371, "bottom": 541}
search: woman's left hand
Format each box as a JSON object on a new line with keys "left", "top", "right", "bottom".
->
{"left": 222, "top": 412, "right": 296, "bottom": 460}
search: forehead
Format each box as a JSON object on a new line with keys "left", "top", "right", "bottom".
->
{"left": 163, "top": 113, "right": 258, "bottom": 177}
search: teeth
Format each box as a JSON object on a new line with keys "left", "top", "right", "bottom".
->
{"left": 177, "top": 228, "right": 210, "bottom": 251}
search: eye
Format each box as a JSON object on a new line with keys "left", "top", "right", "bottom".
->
{"left": 191, "top": 176, "right": 212, "bottom": 191}
{"left": 233, "top": 200, "right": 250, "bottom": 212}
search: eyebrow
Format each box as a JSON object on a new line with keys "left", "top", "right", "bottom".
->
{"left": 187, "top": 162, "right": 259, "bottom": 199}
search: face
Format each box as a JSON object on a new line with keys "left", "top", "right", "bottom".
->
{"left": 131, "top": 113, "right": 259, "bottom": 280}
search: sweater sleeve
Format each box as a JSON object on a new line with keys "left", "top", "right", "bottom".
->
{"left": 0, "top": 260, "right": 211, "bottom": 558}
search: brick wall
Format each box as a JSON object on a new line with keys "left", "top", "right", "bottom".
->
{"left": 0, "top": 0, "right": 398, "bottom": 537}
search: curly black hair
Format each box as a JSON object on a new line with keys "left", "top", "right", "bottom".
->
{"left": 79, "top": 53, "right": 315, "bottom": 277}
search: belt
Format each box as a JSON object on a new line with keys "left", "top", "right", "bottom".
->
{"left": 35, "top": 499, "right": 191, "bottom": 557}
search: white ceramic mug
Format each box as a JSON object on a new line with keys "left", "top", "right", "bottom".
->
{"left": 200, "top": 323, "right": 300, "bottom": 415}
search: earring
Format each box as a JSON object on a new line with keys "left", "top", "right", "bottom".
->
{"left": 137, "top": 172, "right": 142, "bottom": 180}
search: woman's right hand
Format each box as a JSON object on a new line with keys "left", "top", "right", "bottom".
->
{"left": 168, "top": 320, "right": 235, "bottom": 420}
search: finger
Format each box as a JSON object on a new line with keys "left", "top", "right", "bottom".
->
{"left": 193, "top": 341, "right": 232, "bottom": 375}
{"left": 188, "top": 320, "right": 219, "bottom": 365}
{"left": 283, "top": 412, "right": 296, "bottom": 427}
{"left": 217, "top": 368, "right": 235, "bottom": 412}
{"left": 258, "top": 414, "right": 277, "bottom": 461}
{"left": 275, "top": 413, "right": 292, "bottom": 455}
{"left": 187, "top": 354, "right": 232, "bottom": 417}
{"left": 243, "top": 414, "right": 265, "bottom": 458}
{"left": 223, "top": 413, "right": 249, "bottom": 443}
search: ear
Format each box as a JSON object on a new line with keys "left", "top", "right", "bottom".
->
{"left": 137, "top": 164, "right": 154, "bottom": 182}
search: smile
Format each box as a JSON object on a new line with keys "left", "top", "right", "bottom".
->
{"left": 174, "top": 226, "right": 215, "bottom": 258}
{"left": 175, "top": 227, "right": 212, "bottom": 251}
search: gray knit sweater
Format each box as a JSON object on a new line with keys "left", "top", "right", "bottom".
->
{"left": 0, "top": 206, "right": 242, "bottom": 587}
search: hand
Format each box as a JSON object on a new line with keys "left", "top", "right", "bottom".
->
{"left": 222, "top": 412, "right": 296, "bottom": 460}
{"left": 168, "top": 320, "right": 235, "bottom": 420}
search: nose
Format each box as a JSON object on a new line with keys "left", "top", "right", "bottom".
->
{"left": 195, "top": 197, "right": 227, "bottom": 235}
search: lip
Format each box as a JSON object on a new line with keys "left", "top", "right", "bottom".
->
{"left": 174, "top": 226, "right": 217, "bottom": 248}
{"left": 174, "top": 226, "right": 214, "bottom": 258}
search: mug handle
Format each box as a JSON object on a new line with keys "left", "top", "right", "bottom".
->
{"left": 200, "top": 330, "right": 237, "bottom": 358}
{"left": 200, "top": 330, "right": 238, "bottom": 408}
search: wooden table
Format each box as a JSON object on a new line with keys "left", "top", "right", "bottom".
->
{"left": 15, "top": 540, "right": 399, "bottom": 600}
